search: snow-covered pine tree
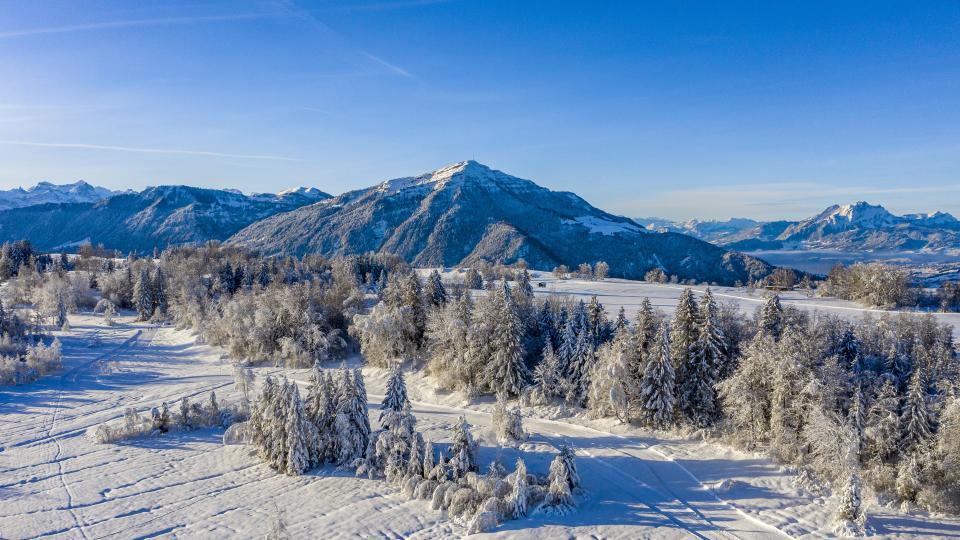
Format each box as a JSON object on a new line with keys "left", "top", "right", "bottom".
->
{"left": 614, "top": 306, "right": 629, "bottom": 336}
{"left": 427, "top": 269, "right": 447, "bottom": 307}
{"left": 54, "top": 290, "right": 67, "bottom": 329}
{"left": 380, "top": 364, "right": 410, "bottom": 421}
{"left": 449, "top": 415, "right": 478, "bottom": 473}
{"left": 511, "top": 457, "right": 529, "bottom": 518}
{"left": 422, "top": 439, "right": 435, "bottom": 479}
{"left": 670, "top": 288, "right": 699, "bottom": 415}
{"left": 759, "top": 293, "right": 784, "bottom": 340}
{"left": 686, "top": 287, "right": 724, "bottom": 426}
{"left": 848, "top": 382, "right": 866, "bottom": 460}
{"left": 152, "top": 267, "right": 167, "bottom": 317}
{"left": 566, "top": 330, "right": 595, "bottom": 406}
{"left": 536, "top": 299, "right": 556, "bottom": 350}
{"left": 835, "top": 473, "right": 864, "bottom": 527}
{"left": 634, "top": 297, "right": 656, "bottom": 378}
{"left": 133, "top": 269, "right": 154, "bottom": 321}
{"left": 588, "top": 330, "right": 638, "bottom": 422}
{"left": 640, "top": 322, "right": 675, "bottom": 428}
{"left": 866, "top": 378, "right": 900, "bottom": 462}
{"left": 557, "top": 317, "right": 577, "bottom": 375}
{"left": 285, "top": 384, "right": 310, "bottom": 475}
{"left": 464, "top": 267, "right": 483, "bottom": 289}
{"left": 517, "top": 269, "right": 534, "bottom": 300}
{"left": 587, "top": 295, "right": 607, "bottom": 345}
{"left": 533, "top": 340, "right": 563, "bottom": 402}
{"left": 900, "top": 365, "right": 934, "bottom": 452}
{"left": 486, "top": 282, "right": 528, "bottom": 397}
{"left": 550, "top": 444, "right": 581, "bottom": 490}
{"left": 835, "top": 328, "right": 864, "bottom": 373}
{"left": 352, "top": 367, "right": 372, "bottom": 455}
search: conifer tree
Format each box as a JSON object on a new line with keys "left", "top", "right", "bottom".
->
{"left": 422, "top": 439, "right": 435, "bottom": 479}
{"left": 900, "top": 365, "right": 934, "bottom": 451}
{"left": 533, "top": 340, "right": 563, "bottom": 400}
{"left": 759, "top": 293, "right": 784, "bottom": 340}
{"left": 133, "top": 269, "right": 154, "bottom": 321}
{"left": 380, "top": 364, "right": 410, "bottom": 421}
{"left": 352, "top": 367, "right": 372, "bottom": 454}
{"left": 866, "top": 378, "right": 900, "bottom": 461}
{"left": 285, "top": 384, "right": 310, "bottom": 475}
{"left": 640, "top": 322, "right": 675, "bottom": 428}
{"left": 487, "top": 282, "right": 528, "bottom": 396}
{"left": 152, "top": 267, "right": 168, "bottom": 317}
{"left": 566, "top": 330, "right": 595, "bottom": 405}
{"left": 670, "top": 289, "right": 699, "bottom": 413}
{"left": 427, "top": 269, "right": 447, "bottom": 307}
{"left": 511, "top": 458, "right": 529, "bottom": 518}
{"left": 686, "top": 287, "right": 724, "bottom": 426}
{"left": 516, "top": 269, "right": 534, "bottom": 299}
{"left": 449, "top": 415, "right": 478, "bottom": 473}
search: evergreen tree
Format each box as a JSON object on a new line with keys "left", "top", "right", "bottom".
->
{"left": 686, "top": 287, "right": 724, "bottom": 426}
{"left": 511, "top": 458, "right": 529, "bottom": 518}
{"left": 152, "top": 267, "right": 168, "bottom": 317}
{"left": 380, "top": 364, "right": 410, "bottom": 421}
{"left": 900, "top": 365, "right": 934, "bottom": 451}
{"left": 285, "top": 384, "right": 310, "bottom": 475}
{"left": 566, "top": 330, "right": 595, "bottom": 405}
{"left": 449, "top": 415, "right": 478, "bottom": 473}
{"left": 759, "top": 293, "right": 784, "bottom": 340}
{"left": 557, "top": 318, "right": 577, "bottom": 375}
{"left": 866, "top": 378, "right": 900, "bottom": 462}
{"left": 836, "top": 473, "right": 864, "bottom": 525}
{"left": 613, "top": 306, "right": 629, "bottom": 335}
{"left": 533, "top": 340, "right": 563, "bottom": 400}
{"left": 634, "top": 297, "right": 656, "bottom": 378}
{"left": 352, "top": 367, "right": 372, "bottom": 454}
{"left": 640, "top": 322, "right": 675, "bottom": 428}
{"left": 427, "top": 269, "right": 447, "bottom": 307}
{"left": 848, "top": 383, "right": 866, "bottom": 459}
{"left": 464, "top": 267, "right": 483, "bottom": 289}
{"left": 133, "top": 269, "right": 154, "bottom": 321}
{"left": 422, "top": 439, "right": 435, "bottom": 479}
{"left": 671, "top": 289, "right": 699, "bottom": 414}
{"left": 54, "top": 290, "right": 68, "bottom": 329}
{"left": 486, "top": 282, "right": 528, "bottom": 396}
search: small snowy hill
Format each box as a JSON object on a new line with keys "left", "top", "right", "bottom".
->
{"left": 229, "top": 161, "right": 773, "bottom": 285}
{"left": 0, "top": 180, "right": 120, "bottom": 210}
{"left": 643, "top": 201, "right": 960, "bottom": 253}
{"left": 0, "top": 185, "right": 327, "bottom": 252}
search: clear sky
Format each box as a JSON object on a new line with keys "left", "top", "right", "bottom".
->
{"left": 0, "top": 0, "right": 958, "bottom": 220}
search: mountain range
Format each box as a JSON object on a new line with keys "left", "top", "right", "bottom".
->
{"left": 0, "top": 184, "right": 330, "bottom": 253}
{"left": 229, "top": 161, "right": 773, "bottom": 284}
{"left": 0, "top": 180, "right": 122, "bottom": 211}
{"left": 0, "top": 162, "right": 773, "bottom": 285}
{"left": 637, "top": 201, "right": 960, "bottom": 254}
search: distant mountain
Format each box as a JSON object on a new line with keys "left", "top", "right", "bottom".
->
{"left": 229, "top": 161, "right": 774, "bottom": 284}
{"left": 0, "top": 180, "right": 121, "bottom": 210}
{"left": 0, "top": 185, "right": 329, "bottom": 252}
{"left": 640, "top": 201, "right": 960, "bottom": 253}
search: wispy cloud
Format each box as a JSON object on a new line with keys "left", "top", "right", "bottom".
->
{"left": 0, "top": 140, "right": 305, "bottom": 162}
{"left": 361, "top": 51, "right": 417, "bottom": 80}
{"left": 0, "top": 13, "right": 268, "bottom": 39}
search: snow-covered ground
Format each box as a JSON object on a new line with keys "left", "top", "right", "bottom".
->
{"left": 499, "top": 272, "right": 960, "bottom": 338}
{"left": 2, "top": 304, "right": 960, "bottom": 538}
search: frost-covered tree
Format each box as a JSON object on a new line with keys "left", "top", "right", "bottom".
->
{"left": 463, "top": 267, "right": 483, "bottom": 289}
{"left": 684, "top": 287, "right": 724, "bottom": 426}
{"left": 670, "top": 289, "right": 699, "bottom": 414}
{"left": 133, "top": 269, "right": 154, "bottom": 321}
{"left": 566, "top": 330, "right": 595, "bottom": 406}
{"left": 759, "top": 293, "right": 784, "bottom": 340}
{"left": 511, "top": 458, "right": 529, "bottom": 518}
{"left": 589, "top": 330, "right": 638, "bottom": 422}
{"left": 532, "top": 340, "right": 564, "bottom": 403}
{"left": 640, "top": 322, "right": 675, "bottom": 428}
{"left": 285, "top": 384, "right": 311, "bottom": 475}
{"left": 835, "top": 473, "right": 865, "bottom": 530}
{"left": 449, "top": 415, "right": 478, "bottom": 473}
{"left": 492, "top": 394, "right": 525, "bottom": 444}
{"left": 152, "top": 267, "right": 168, "bottom": 317}
{"left": 427, "top": 269, "right": 447, "bottom": 307}
{"left": 900, "top": 365, "right": 934, "bottom": 452}
{"left": 866, "top": 378, "right": 900, "bottom": 462}
{"left": 380, "top": 364, "right": 410, "bottom": 421}
{"left": 717, "top": 334, "right": 775, "bottom": 447}
{"left": 485, "top": 282, "right": 528, "bottom": 397}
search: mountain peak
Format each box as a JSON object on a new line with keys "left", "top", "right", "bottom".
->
{"left": 375, "top": 160, "right": 510, "bottom": 194}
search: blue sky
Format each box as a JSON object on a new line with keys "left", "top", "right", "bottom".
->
{"left": 0, "top": 1, "right": 957, "bottom": 220}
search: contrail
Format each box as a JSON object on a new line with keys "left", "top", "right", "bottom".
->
{"left": 0, "top": 140, "right": 306, "bottom": 162}
{"left": 0, "top": 13, "right": 268, "bottom": 39}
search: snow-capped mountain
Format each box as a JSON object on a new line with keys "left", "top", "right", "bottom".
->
{"left": 229, "top": 161, "right": 774, "bottom": 284}
{"left": 0, "top": 185, "right": 327, "bottom": 252}
{"left": 0, "top": 180, "right": 120, "bottom": 210}
{"left": 642, "top": 201, "right": 960, "bottom": 253}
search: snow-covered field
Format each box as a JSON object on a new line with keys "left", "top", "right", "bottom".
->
{"left": 513, "top": 272, "right": 960, "bottom": 338}
{"left": 2, "top": 277, "right": 960, "bottom": 539}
